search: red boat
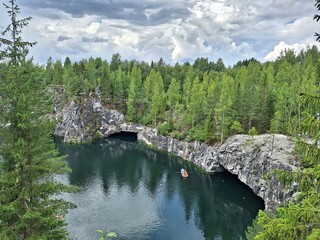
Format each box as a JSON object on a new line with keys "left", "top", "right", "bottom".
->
{"left": 180, "top": 168, "right": 189, "bottom": 178}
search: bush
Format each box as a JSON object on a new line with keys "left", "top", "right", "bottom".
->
{"left": 248, "top": 127, "right": 258, "bottom": 135}
{"left": 157, "top": 122, "right": 173, "bottom": 136}
{"left": 187, "top": 127, "right": 206, "bottom": 142}
{"left": 230, "top": 121, "right": 243, "bottom": 134}
{"left": 244, "top": 216, "right": 264, "bottom": 240}
{"left": 94, "top": 130, "right": 103, "bottom": 139}
{"left": 171, "top": 130, "right": 185, "bottom": 140}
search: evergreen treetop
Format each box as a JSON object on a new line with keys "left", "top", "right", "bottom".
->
{"left": 0, "top": 0, "right": 36, "bottom": 65}
{"left": 0, "top": 1, "right": 77, "bottom": 239}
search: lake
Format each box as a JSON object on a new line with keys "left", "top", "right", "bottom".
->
{"left": 56, "top": 134, "right": 264, "bottom": 240}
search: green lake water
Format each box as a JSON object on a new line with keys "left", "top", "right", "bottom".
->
{"left": 56, "top": 134, "right": 264, "bottom": 240}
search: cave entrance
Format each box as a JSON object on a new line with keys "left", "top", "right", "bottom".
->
{"left": 216, "top": 165, "right": 265, "bottom": 210}
{"left": 108, "top": 131, "right": 138, "bottom": 142}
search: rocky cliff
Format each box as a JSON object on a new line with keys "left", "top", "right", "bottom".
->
{"left": 138, "top": 129, "right": 299, "bottom": 210}
{"left": 54, "top": 95, "right": 299, "bottom": 210}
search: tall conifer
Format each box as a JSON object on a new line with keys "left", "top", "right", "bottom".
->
{"left": 0, "top": 1, "right": 77, "bottom": 239}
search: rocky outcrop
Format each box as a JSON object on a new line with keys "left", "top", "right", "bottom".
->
{"left": 137, "top": 127, "right": 224, "bottom": 172}
{"left": 55, "top": 92, "right": 142, "bottom": 142}
{"left": 138, "top": 128, "right": 299, "bottom": 210}
{"left": 54, "top": 95, "right": 299, "bottom": 210}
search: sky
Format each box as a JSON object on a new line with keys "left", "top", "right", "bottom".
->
{"left": 0, "top": 0, "right": 319, "bottom": 66}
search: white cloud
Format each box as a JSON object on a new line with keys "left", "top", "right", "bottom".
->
{"left": 1, "top": 0, "right": 316, "bottom": 66}
{"left": 86, "top": 22, "right": 101, "bottom": 35}
{"left": 265, "top": 41, "right": 320, "bottom": 61}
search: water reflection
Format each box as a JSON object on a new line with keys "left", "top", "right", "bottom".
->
{"left": 56, "top": 137, "right": 264, "bottom": 240}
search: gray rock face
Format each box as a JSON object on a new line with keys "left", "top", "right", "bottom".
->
{"left": 55, "top": 94, "right": 130, "bottom": 142}
{"left": 54, "top": 95, "right": 299, "bottom": 210}
{"left": 219, "top": 134, "right": 299, "bottom": 210}
{"left": 137, "top": 127, "right": 224, "bottom": 172}
{"left": 138, "top": 129, "right": 298, "bottom": 210}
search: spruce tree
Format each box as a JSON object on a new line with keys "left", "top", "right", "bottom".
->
{"left": 0, "top": 1, "right": 77, "bottom": 239}
{"left": 253, "top": 91, "right": 320, "bottom": 240}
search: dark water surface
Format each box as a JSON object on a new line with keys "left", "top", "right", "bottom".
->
{"left": 56, "top": 135, "right": 264, "bottom": 240}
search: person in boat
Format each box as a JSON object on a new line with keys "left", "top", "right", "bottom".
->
{"left": 181, "top": 168, "right": 188, "bottom": 177}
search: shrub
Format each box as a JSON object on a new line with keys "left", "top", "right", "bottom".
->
{"left": 157, "top": 122, "right": 173, "bottom": 136}
{"left": 248, "top": 127, "right": 258, "bottom": 135}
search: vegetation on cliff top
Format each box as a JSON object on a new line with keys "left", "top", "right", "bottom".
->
{"left": 0, "top": 0, "right": 319, "bottom": 239}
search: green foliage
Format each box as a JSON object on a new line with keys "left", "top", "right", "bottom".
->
{"left": 230, "top": 121, "right": 243, "bottom": 134}
{"left": 0, "top": 61, "right": 77, "bottom": 240}
{"left": 251, "top": 83, "right": 320, "bottom": 239}
{"left": 215, "top": 73, "right": 235, "bottom": 142}
{"left": 248, "top": 127, "right": 258, "bottom": 135}
{"left": 167, "top": 77, "right": 181, "bottom": 114}
{"left": 157, "top": 122, "right": 173, "bottom": 136}
{"left": 1, "top": 2, "right": 320, "bottom": 239}
{"left": 171, "top": 130, "right": 186, "bottom": 140}
{"left": 97, "top": 229, "right": 117, "bottom": 240}
{"left": 126, "top": 64, "right": 142, "bottom": 121}
{"left": 188, "top": 127, "right": 207, "bottom": 142}
{"left": 44, "top": 43, "right": 320, "bottom": 143}
{"left": 0, "top": 1, "right": 77, "bottom": 239}
{"left": 0, "top": 0, "right": 36, "bottom": 64}
{"left": 307, "top": 229, "right": 320, "bottom": 240}
{"left": 245, "top": 216, "right": 264, "bottom": 240}
{"left": 254, "top": 195, "right": 320, "bottom": 240}
{"left": 143, "top": 70, "right": 166, "bottom": 125}
{"left": 94, "top": 130, "right": 103, "bottom": 139}
{"left": 53, "top": 60, "right": 63, "bottom": 85}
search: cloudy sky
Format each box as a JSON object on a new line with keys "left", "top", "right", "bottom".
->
{"left": 0, "top": 0, "right": 319, "bottom": 66}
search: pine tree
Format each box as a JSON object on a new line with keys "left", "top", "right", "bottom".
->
{"left": 126, "top": 64, "right": 142, "bottom": 121}
{"left": 0, "top": 1, "right": 77, "bottom": 239}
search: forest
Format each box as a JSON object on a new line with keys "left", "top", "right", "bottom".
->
{"left": 0, "top": 0, "right": 320, "bottom": 239}
{"left": 45, "top": 47, "right": 319, "bottom": 143}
